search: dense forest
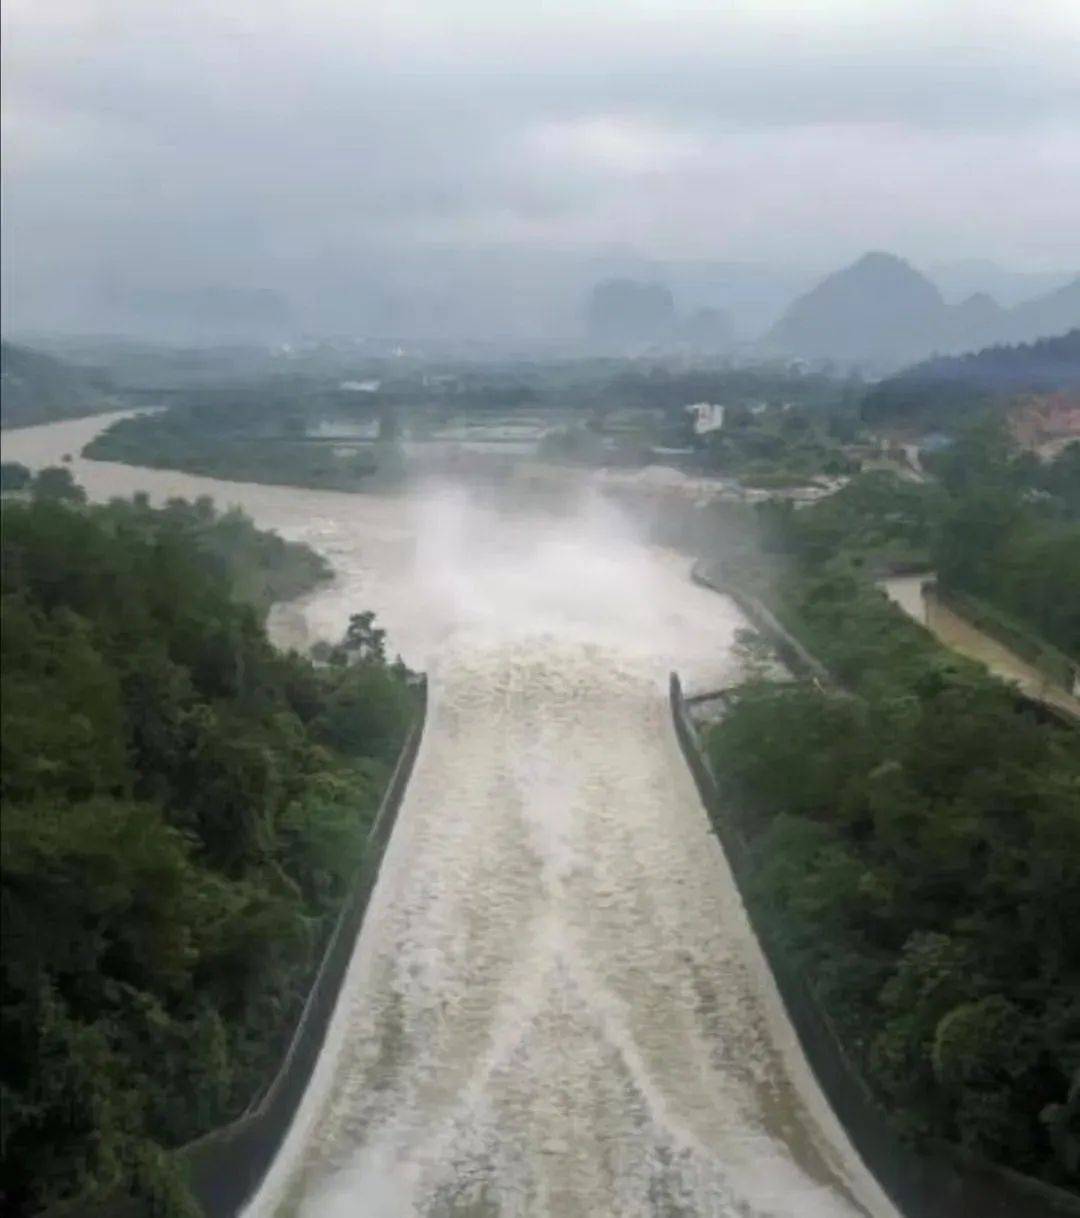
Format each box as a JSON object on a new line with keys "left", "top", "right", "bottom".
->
{"left": 930, "top": 425, "right": 1080, "bottom": 659}
{"left": 0, "top": 480, "right": 417, "bottom": 1214}
{"left": 861, "top": 329, "right": 1080, "bottom": 427}
{"left": 707, "top": 441, "right": 1080, "bottom": 1191}
{"left": 84, "top": 407, "right": 388, "bottom": 494}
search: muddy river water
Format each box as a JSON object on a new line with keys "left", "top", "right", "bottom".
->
{"left": 3, "top": 415, "right": 896, "bottom": 1218}
{"left": 881, "top": 574, "right": 1080, "bottom": 721}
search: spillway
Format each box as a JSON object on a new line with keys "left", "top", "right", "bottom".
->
{"left": 244, "top": 493, "right": 897, "bottom": 1218}
{"left": 1, "top": 418, "right": 896, "bottom": 1218}
{"left": 246, "top": 644, "right": 893, "bottom": 1218}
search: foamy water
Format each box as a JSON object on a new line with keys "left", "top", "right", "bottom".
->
{"left": 3, "top": 416, "right": 897, "bottom": 1218}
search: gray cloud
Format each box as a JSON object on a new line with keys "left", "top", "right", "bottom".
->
{"left": 3, "top": 0, "right": 1079, "bottom": 336}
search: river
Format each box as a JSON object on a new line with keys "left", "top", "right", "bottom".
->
{"left": 2, "top": 415, "right": 896, "bottom": 1218}
{"left": 881, "top": 575, "right": 1080, "bottom": 721}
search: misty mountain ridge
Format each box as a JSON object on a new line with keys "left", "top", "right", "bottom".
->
{"left": 861, "top": 328, "right": 1080, "bottom": 426}
{"left": 766, "top": 252, "right": 1080, "bottom": 370}
{"left": 0, "top": 341, "right": 112, "bottom": 428}
{"left": 14, "top": 248, "right": 802, "bottom": 347}
{"left": 1007, "top": 277, "right": 1080, "bottom": 346}
{"left": 767, "top": 252, "right": 944, "bottom": 367}
{"left": 8, "top": 250, "right": 1076, "bottom": 366}
{"left": 909, "top": 327, "right": 1080, "bottom": 391}
{"left": 930, "top": 260, "right": 1075, "bottom": 308}
{"left": 583, "top": 279, "right": 736, "bottom": 351}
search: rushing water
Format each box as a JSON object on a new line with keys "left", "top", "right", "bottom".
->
{"left": 3, "top": 416, "right": 896, "bottom": 1218}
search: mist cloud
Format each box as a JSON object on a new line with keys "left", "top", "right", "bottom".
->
{"left": 3, "top": 0, "right": 1079, "bottom": 334}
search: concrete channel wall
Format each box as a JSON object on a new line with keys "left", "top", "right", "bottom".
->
{"left": 690, "top": 559, "right": 836, "bottom": 690}
{"left": 670, "top": 672, "right": 1080, "bottom": 1218}
{"left": 175, "top": 677, "right": 429, "bottom": 1217}
{"left": 932, "top": 586, "right": 1075, "bottom": 689}
{"left": 929, "top": 585, "right": 1080, "bottom": 710}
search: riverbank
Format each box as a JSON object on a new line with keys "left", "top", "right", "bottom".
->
{"left": 692, "top": 556, "right": 1080, "bottom": 1196}
{"left": 881, "top": 574, "right": 1080, "bottom": 722}
{"left": 671, "top": 675, "right": 1080, "bottom": 1218}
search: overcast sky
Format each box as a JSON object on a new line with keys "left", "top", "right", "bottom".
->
{"left": 3, "top": 0, "right": 1080, "bottom": 333}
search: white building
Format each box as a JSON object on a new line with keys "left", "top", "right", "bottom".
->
{"left": 685, "top": 402, "right": 725, "bottom": 435}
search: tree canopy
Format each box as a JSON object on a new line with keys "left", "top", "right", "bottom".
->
{"left": 0, "top": 490, "right": 415, "bottom": 1214}
{"left": 707, "top": 449, "right": 1080, "bottom": 1191}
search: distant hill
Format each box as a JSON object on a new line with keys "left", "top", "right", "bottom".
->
{"left": 861, "top": 329, "right": 1080, "bottom": 426}
{"left": 674, "top": 306, "right": 734, "bottom": 351}
{"left": 585, "top": 279, "right": 676, "bottom": 347}
{"left": 767, "top": 252, "right": 1080, "bottom": 370}
{"left": 1004, "top": 277, "right": 1080, "bottom": 345}
{"left": 766, "top": 252, "right": 947, "bottom": 367}
{"left": 948, "top": 291, "right": 1006, "bottom": 352}
{"left": 1, "top": 341, "right": 112, "bottom": 428}
{"left": 930, "top": 260, "right": 1074, "bottom": 308}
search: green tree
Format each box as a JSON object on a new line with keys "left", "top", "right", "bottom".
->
{"left": 0, "top": 488, "right": 413, "bottom": 1214}
{"left": 1, "top": 461, "right": 32, "bottom": 492}
{"left": 32, "top": 465, "right": 86, "bottom": 503}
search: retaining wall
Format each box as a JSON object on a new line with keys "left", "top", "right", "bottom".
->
{"left": 175, "top": 677, "right": 428, "bottom": 1216}
{"left": 669, "top": 672, "right": 1079, "bottom": 1218}
{"left": 930, "top": 584, "right": 1077, "bottom": 693}
{"left": 690, "top": 560, "right": 835, "bottom": 690}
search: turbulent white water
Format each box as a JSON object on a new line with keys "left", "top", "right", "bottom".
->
{"left": 3, "top": 416, "right": 897, "bottom": 1218}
